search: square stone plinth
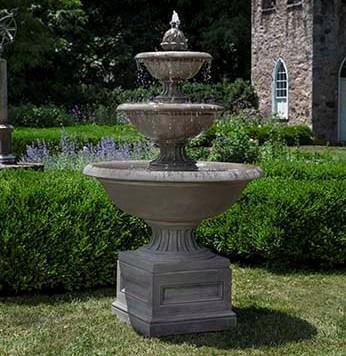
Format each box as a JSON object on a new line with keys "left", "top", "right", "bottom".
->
{"left": 112, "top": 250, "right": 236, "bottom": 337}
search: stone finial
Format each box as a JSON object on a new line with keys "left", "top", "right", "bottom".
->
{"left": 161, "top": 11, "right": 188, "bottom": 51}
{"left": 0, "top": 9, "right": 17, "bottom": 58}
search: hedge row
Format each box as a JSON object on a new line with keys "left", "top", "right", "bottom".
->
{"left": 247, "top": 125, "right": 313, "bottom": 146}
{"left": 261, "top": 160, "right": 346, "bottom": 180}
{"left": 198, "top": 177, "right": 346, "bottom": 265}
{"left": 13, "top": 123, "right": 313, "bottom": 157}
{"left": 0, "top": 171, "right": 149, "bottom": 294}
{"left": 0, "top": 167, "right": 344, "bottom": 294}
{"left": 12, "top": 124, "right": 144, "bottom": 156}
{"left": 192, "top": 124, "right": 313, "bottom": 149}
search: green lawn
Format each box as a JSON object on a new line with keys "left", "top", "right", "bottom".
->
{"left": 1, "top": 266, "right": 344, "bottom": 356}
{"left": 295, "top": 145, "right": 346, "bottom": 161}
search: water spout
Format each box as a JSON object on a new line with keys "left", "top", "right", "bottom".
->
{"left": 170, "top": 11, "right": 180, "bottom": 28}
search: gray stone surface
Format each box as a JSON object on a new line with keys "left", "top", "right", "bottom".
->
{"left": 252, "top": 0, "right": 313, "bottom": 126}
{"left": 251, "top": 0, "right": 346, "bottom": 142}
{"left": 112, "top": 245, "right": 237, "bottom": 337}
{"left": 0, "top": 59, "right": 15, "bottom": 164}
{"left": 117, "top": 104, "right": 223, "bottom": 171}
{"left": 84, "top": 13, "right": 262, "bottom": 337}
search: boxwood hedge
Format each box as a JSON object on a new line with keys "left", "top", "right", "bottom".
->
{"left": 0, "top": 167, "right": 344, "bottom": 294}
{"left": 247, "top": 125, "right": 313, "bottom": 146}
{"left": 197, "top": 177, "right": 346, "bottom": 266}
{"left": 0, "top": 171, "right": 149, "bottom": 294}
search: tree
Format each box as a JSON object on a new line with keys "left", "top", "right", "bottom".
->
{"left": 1, "top": 0, "right": 251, "bottom": 105}
{"left": 0, "top": 0, "right": 87, "bottom": 104}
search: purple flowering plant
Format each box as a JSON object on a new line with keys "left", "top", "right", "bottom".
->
{"left": 21, "top": 131, "right": 156, "bottom": 171}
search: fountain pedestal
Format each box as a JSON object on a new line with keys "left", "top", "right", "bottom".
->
{"left": 0, "top": 59, "right": 15, "bottom": 164}
{"left": 113, "top": 223, "right": 236, "bottom": 337}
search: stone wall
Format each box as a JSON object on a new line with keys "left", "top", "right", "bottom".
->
{"left": 312, "top": 0, "right": 346, "bottom": 142}
{"left": 251, "top": 0, "right": 313, "bottom": 125}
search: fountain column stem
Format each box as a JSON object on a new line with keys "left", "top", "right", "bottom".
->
{"left": 139, "top": 221, "right": 214, "bottom": 259}
{"left": 154, "top": 81, "right": 187, "bottom": 103}
{"left": 150, "top": 140, "right": 197, "bottom": 171}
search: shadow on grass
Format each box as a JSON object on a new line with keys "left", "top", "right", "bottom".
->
{"left": 162, "top": 306, "right": 317, "bottom": 350}
{"left": 0, "top": 288, "right": 115, "bottom": 306}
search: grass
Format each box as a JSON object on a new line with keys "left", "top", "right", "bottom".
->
{"left": 295, "top": 145, "right": 346, "bottom": 161}
{"left": 0, "top": 266, "right": 345, "bottom": 355}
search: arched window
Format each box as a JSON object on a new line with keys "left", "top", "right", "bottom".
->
{"left": 272, "top": 59, "right": 289, "bottom": 120}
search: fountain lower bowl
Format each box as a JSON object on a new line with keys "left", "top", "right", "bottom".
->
{"left": 84, "top": 161, "right": 263, "bottom": 223}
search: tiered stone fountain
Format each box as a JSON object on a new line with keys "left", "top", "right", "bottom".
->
{"left": 84, "top": 12, "right": 262, "bottom": 337}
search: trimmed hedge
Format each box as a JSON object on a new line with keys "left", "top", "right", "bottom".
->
{"left": 197, "top": 178, "right": 346, "bottom": 266}
{"left": 12, "top": 124, "right": 144, "bottom": 156}
{"left": 192, "top": 123, "right": 314, "bottom": 150}
{"left": 261, "top": 160, "right": 346, "bottom": 180}
{"left": 0, "top": 168, "right": 345, "bottom": 294}
{"left": 247, "top": 125, "right": 313, "bottom": 146}
{"left": 0, "top": 170, "right": 150, "bottom": 294}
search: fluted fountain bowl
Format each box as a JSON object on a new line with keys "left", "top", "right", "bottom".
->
{"left": 84, "top": 161, "right": 263, "bottom": 224}
{"left": 136, "top": 52, "right": 212, "bottom": 81}
{"left": 117, "top": 102, "right": 223, "bottom": 142}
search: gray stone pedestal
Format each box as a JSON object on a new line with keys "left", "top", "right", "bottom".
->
{"left": 0, "top": 59, "right": 16, "bottom": 165}
{"left": 112, "top": 222, "right": 236, "bottom": 337}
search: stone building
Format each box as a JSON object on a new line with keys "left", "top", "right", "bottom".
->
{"left": 251, "top": 0, "right": 346, "bottom": 142}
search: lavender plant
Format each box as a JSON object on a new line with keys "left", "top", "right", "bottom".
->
{"left": 21, "top": 133, "right": 156, "bottom": 171}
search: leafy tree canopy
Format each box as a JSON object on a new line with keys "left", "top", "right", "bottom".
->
{"left": 0, "top": 0, "right": 251, "bottom": 105}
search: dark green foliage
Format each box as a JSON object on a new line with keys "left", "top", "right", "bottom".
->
{"left": 197, "top": 178, "right": 346, "bottom": 267}
{"left": 77, "top": 81, "right": 257, "bottom": 124}
{"left": 9, "top": 81, "right": 256, "bottom": 127}
{"left": 247, "top": 125, "right": 313, "bottom": 146}
{"left": 1, "top": 0, "right": 87, "bottom": 104}
{"left": 183, "top": 79, "right": 258, "bottom": 111}
{"left": 209, "top": 120, "right": 259, "bottom": 163}
{"left": 0, "top": 170, "right": 150, "bottom": 294}
{"left": 9, "top": 104, "right": 75, "bottom": 128}
{"left": 3, "top": 1, "right": 251, "bottom": 105}
{"left": 208, "top": 118, "right": 314, "bottom": 164}
{"left": 12, "top": 125, "right": 144, "bottom": 156}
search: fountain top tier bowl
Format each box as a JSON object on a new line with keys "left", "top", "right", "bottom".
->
{"left": 136, "top": 51, "right": 212, "bottom": 82}
{"left": 135, "top": 11, "right": 212, "bottom": 101}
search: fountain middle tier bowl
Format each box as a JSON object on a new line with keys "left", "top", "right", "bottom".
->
{"left": 117, "top": 102, "right": 223, "bottom": 142}
{"left": 84, "top": 161, "right": 263, "bottom": 224}
{"left": 136, "top": 51, "right": 212, "bottom": 81}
